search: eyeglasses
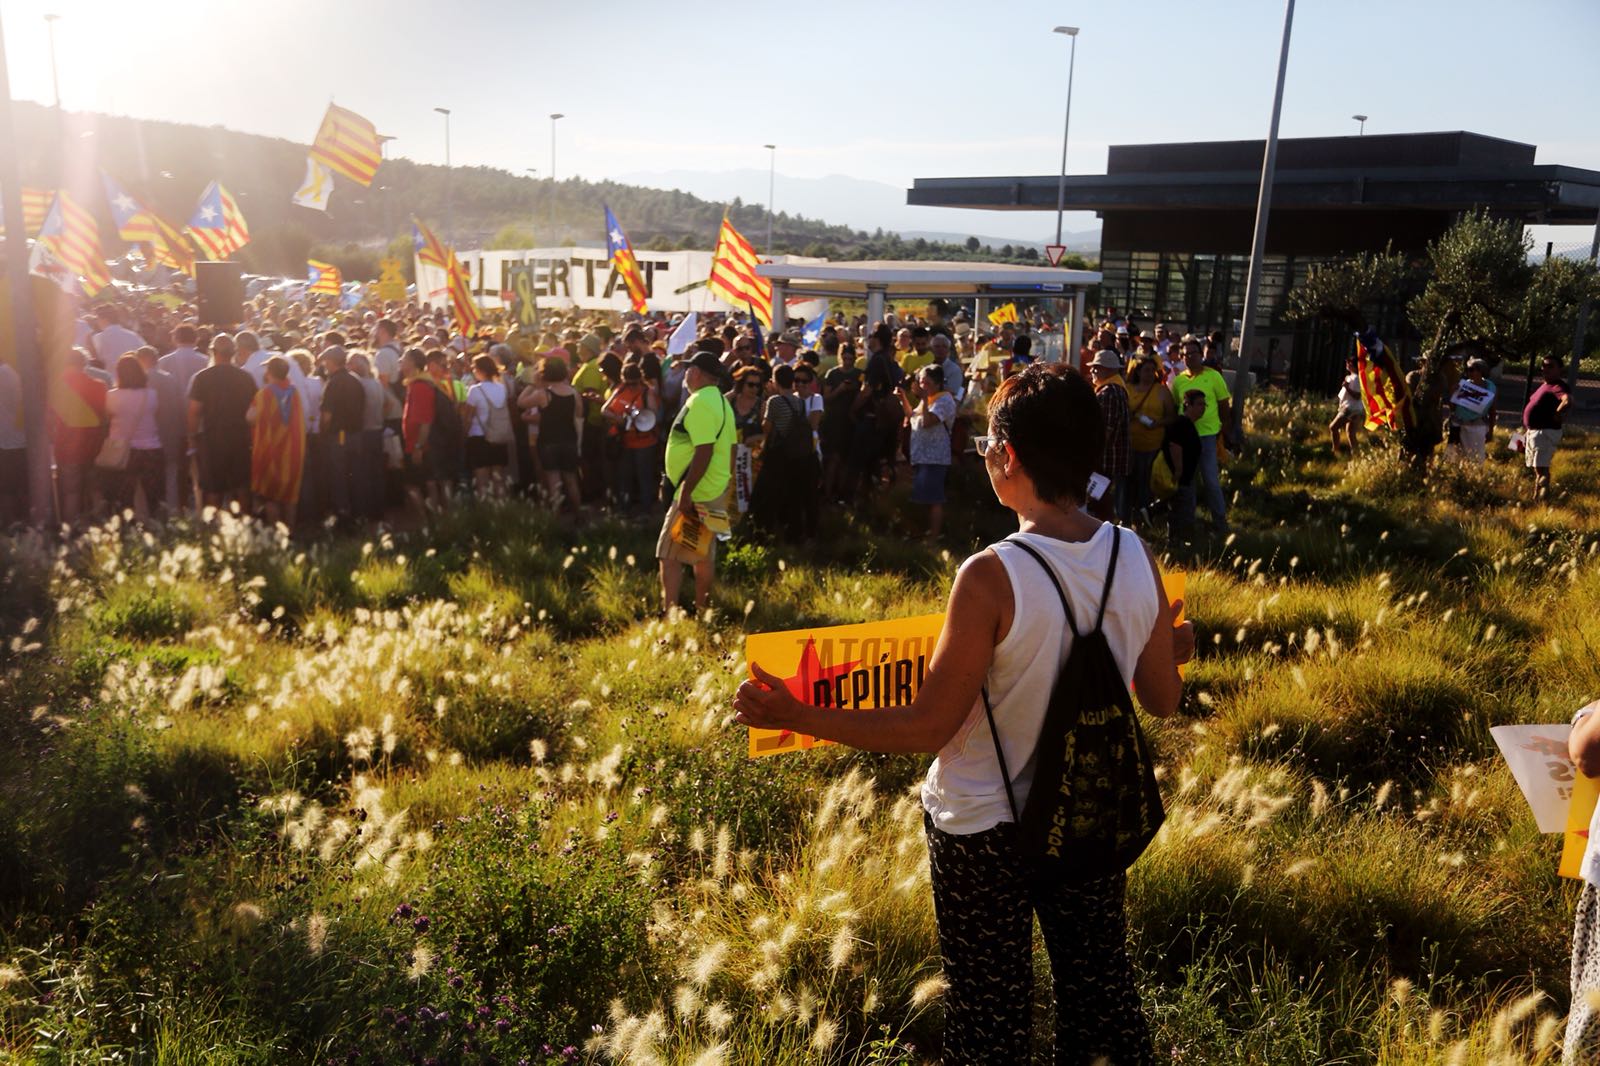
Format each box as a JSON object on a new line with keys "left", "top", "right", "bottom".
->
{"left": 973, "top": 435, "right": 1003, "bottom": 457}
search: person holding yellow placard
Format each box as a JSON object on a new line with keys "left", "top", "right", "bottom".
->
{"left": 1563, "top": 704, "right": 1600, "bottom": 1060}
{"left": 735, "top": 363, "right": 1194, "bottom": 1065}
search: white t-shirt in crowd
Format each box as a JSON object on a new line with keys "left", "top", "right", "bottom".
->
{"left": 373, "top": 343, "right": 402, "bottom": 385}
{"left": 158, "top": 347, "right": 208, "bottom": 394}
{"left": 358, "top": 377, "right": 386, "bottom": 431}
{"left": 106, "top": 387, "right": 163, "bottom": 451}
{"left": 93, "top": 324, "right": 146, "bottom": 365}
{"left": 465, "top": 380, "right": 507, "bottom": 438}
{"left": 921, "top": 525, "right": 1159, "bottom": 835}
{"left": 242, "top": 349, "right": 283, "bottom": 388}
{"left": 300, "top": 375, "right": 323, "bottom": 434}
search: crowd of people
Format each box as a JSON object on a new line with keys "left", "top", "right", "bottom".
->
{"left": 0, "top": 289, "right": 1575, "bottom": 609}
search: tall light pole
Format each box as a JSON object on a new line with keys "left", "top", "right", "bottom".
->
{"left": 376, "top": 134, "right": 395, "bottom": 241}
{"left": 548, "top": 113, "right": 564, "bottom": 243}
{"left": 42, "top": 13, "right": 60, "bottom": 109}
{"left": 433, "top": 107, "right": 452, "bottom": 244}
{"left": 1352, "top": 113, "right": 1367, "bottom": 136}
{"left": 1230, "top": 0, "right": 1297, "bottom": 443}
{"left": 1051, "top": 25, "right": 1080, "bottom": 247}
{"left": 763, "top": 144, "right": 777, "bottom": 252}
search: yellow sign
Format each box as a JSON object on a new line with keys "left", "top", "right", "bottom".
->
{"left": 1164, "top": 571, "right": 1187, "bottom": 678}
{"left": 745, "top": 613, "right": 946, "bottom": 758}
{"left": 1560, "top": 772, "right": 1599, "bottom": 879}
{"left": 375, "top": 257, "right": 407, "bottom": 303}
{"left": 744, "top": 569, "right": 1188, "bottom": 758}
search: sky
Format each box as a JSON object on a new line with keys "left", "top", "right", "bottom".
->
{"left": 3, "top": 0, "right": 1598, "bottom": 249}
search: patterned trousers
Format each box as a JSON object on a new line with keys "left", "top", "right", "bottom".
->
{"left": 1566, "top": 881, "right": 1600, "bottom": 1064}
{"left": 925, "top": 815, "right": 1152, "bottom": 1066}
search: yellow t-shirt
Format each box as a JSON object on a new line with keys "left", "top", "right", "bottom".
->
{"left": 900, "top": 350, "right": 934, "bottom": 375}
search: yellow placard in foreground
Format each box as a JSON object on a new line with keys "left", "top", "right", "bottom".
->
{"left": 1560, "top": 772, "right": 1600, "bottom": 879}
{"left": 743, "top": 568, "right": 1190, "bottom": 757}
{"left": 1163, "top": 570, "right": 1187, "bottom": 679}
{"left": 745, "top": 613, "right": 946, "bottom": 758}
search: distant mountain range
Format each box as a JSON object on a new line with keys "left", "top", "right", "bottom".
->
{"left": 6, "top": 102, "right": 1099, "bottom": 279}
{"left": 618, "top": 167, "right": 1102, "bottom": 253}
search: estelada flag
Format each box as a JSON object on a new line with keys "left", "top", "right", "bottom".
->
{"left": 310, "top": 103, "right": 383, "bottom": 187}
{"left": 708, "top": 215, "right": 772, "bottom": 327}
{"left": 987, "top": 302, "right": 1019, "bottom": 326}
{"left": 30, "top": 190, "right": 111, "bottom": 296}
{"left": 307, "top": 259, "right": 342, "bottom": 295}
{"left": 186, "top": 181, "right": 249, "bottom": 260}
{"left": 1354, "top": 331, "right": 1412, "bottom": 432}
{"left": 603, "top": 204, "right": 649, "bottom": 314}
{"left": 744, "top": 614, "right": 946, "bottom": 757}
{"left": 0, "top": 187, "right": 53, "bottom": 237}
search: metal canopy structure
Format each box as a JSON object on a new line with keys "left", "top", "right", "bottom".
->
{"left": 753, "top": 259, "right": 1103, "bottom": 359}
{"left": 908, "top": 132, "right": 1600, "bottom": 258}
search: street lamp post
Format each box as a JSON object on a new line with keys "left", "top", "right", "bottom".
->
{"left": 548, "top": 113, "right": 564, "bottom": 243}
{"left": 433, "top": 107, "right": 452, "bottom": 243}
{"left": 43, "top": 13, "right": 60, "bottom": 109}
{"left": 1051, "top": 25, "right": 1080, "bottom": 247}
{"left": 763, "top": 144, "right": 777, "bottom": 252}
{"left": 376, "top": 134, "right": 395, "bottom": 241}
{"left": 1230, "top": 0, "right": 1297, "bottom": 443}
{"left": 1352, "top": 113, "right": 1367, "bottom": 135}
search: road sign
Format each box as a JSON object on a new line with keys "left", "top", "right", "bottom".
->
{"left": 1045, "top": 244, "right": 1068, "bottom": 266}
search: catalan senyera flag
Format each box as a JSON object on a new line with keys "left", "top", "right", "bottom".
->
{"left": 1354, "top": 331, "right": 1412, "bottom": 432}
{"left": 186, "top": 181, "right": 249, "bottom": 260}
{"left": 987, "top": 302, "right": 1020, "bottom": 326}
{"left": 307, "top": 259, "right": 342, "bottom": 295}
{"left": 310, "top": 103, "right": 383, "bottom": 187}
{"left": 30, "top": 190, "right": 111, "bottom": 296}
{"left": 101, "top": 172, "right": 194, "bottom": 276}
{"left": 0, "top": 187, "right": 55, "bottom": 237}
{"left": 708, "top": 215, "right": 772, "bottom": 327}
{"left": 604, "top": 204, "right": 649, "bottom": 314}
{"left": 411, "top": 217, "right": 480, "bottom": 334}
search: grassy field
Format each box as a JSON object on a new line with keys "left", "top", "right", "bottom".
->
{"left": 1, "top": 394, "right": 1597, "bottom": 1065}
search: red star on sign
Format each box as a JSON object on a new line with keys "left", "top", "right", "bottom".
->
{"left": 779, "top": 636, "right": 860, "bottom": 706}
{"left": 748, "top": 636, "right": 863, "bottom": 756}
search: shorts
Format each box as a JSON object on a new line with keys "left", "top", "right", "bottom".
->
{"left": 1329, "top": 406, "right": 1362, "bottom": 430}
{"left": 1525, "top": 427, "right": 1562, "bottom": 468}
{"left": 465, "top": 436, "right": 508, "bottom": 470}
{"left": 655, "top": 495, "right": 718, "bottom": 566}
{"left": 910, "top": 462, "right": 949, "bottom": 505}
{"left": 538, "top": 440, "right": 580, "bottom": 474}
{"left": 428, "top": 439, "right": 460, "bottom": 482}
{"left": 196, "top": 442, "right": 249, "bottom": 496}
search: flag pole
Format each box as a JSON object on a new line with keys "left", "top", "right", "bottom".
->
{"left": 0, "top": 10, "right": 53, "bottom": 525}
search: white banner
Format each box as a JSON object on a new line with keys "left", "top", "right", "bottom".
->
{"left": 415, "top": 247, "right": 827, "bottom": 319}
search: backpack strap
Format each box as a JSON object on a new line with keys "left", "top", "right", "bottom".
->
{"left": 980, "top": 526, "right": 1124, "bottom": 828}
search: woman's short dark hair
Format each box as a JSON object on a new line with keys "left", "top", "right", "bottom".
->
{"left": 774, "top": 364, "right": 796, "bottom": 389}
{"left": 986, "top": 364, "right": 1100, "bottom": 506}
{"left": 622, "top": 363, "right": 643, "bottom": 382}
{"left": 541, "top": 356, "right": 569, "bottom": 383}
{"left": 921, "top": 363, "right": 945, "bottom": 388}
{"left": 1013, "top": 335, "right": 1033, "bottom": 358}
{"left": 403, "top": 348, "right": 427, "bottom": 373}
{"left": 472, "top": 353, "right": 499, "bottom": 379}
{"left": 115, "top": 353, "right": 147, "bottom": 389}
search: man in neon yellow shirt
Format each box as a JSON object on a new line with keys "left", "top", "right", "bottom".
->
{"left": 658, "top": 350, "right": 736, "bottom": 615}
{"left": 1168, "top": 337, "right": 1233, "bottom": 533}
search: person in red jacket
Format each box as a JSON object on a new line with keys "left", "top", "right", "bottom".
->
{"left": 49, "top": 348, "right": 108, "bottom": 525}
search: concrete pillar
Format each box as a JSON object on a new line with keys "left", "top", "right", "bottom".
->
{"left": 1069, "top": 289, "right": 1087, "bottom": 369}
{"left": 866, "top": 285, "right": 886, "bottom": 326}
{"left": 769, "top": 280, "right": 786, "bottom": 330}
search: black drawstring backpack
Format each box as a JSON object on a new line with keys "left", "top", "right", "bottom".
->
{"left": 982, "top": 529, "right": 1165, "bottom": 880}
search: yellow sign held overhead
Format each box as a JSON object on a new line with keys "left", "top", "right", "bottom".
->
{"left": 375, "top": 257, "right": 407, "bottom": 303}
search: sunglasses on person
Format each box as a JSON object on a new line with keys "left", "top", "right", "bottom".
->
{"left": 973, "top": 435, "right": 1004, "bottom": 457}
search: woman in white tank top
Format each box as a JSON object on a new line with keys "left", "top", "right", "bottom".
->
{"left": 735, "top": 363, "right": 1194, "bottom": 1064}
